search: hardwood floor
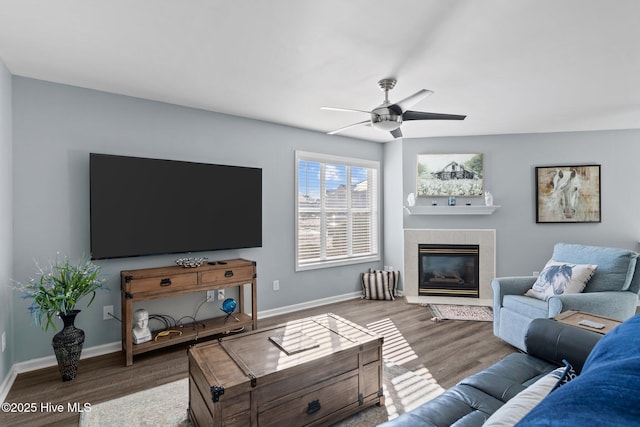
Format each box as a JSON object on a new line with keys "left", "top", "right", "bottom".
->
{"left": 1, "top": 298, "right": 515, "bottom": 426}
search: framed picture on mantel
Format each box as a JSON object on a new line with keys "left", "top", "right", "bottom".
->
{"left": 535, "top": 164, "right": 601, "bottom": 223}
{"left": 416, "top": 153, "right": 484, "bottom": 197}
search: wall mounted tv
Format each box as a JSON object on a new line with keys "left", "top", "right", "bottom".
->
{"left": 90, "top": 153, "right": 262, "bottom": 260}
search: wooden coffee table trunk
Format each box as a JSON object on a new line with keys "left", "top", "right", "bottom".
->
{"left": 188, "top": 313, "right": 384, "bottom": 427}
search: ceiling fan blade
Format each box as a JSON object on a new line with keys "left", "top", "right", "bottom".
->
{"left": 394, "top": 89, "right": 433, "bottom": 112}
{"left": 327, "top": 120, "right": 371, "bottom": 135}
{"left": 390, "top": 128, "right": 403, "bottom": 139}
{"left": 321, "top": 106, "right": 371, "bottom": 114}
{"left": 403, "top": 110, "right": 466, "bottom": 121}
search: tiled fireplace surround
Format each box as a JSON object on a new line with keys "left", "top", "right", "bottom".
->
{"left": 403, "top": 229, "right": 496, "bottom": 306}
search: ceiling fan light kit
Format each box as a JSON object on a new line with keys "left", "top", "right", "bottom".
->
{"left": 322, "top": 78, "right": 466, "bottom": 140}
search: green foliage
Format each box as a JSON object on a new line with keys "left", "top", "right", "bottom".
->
{"left": 464, "top": 154, "right": 483, "bottom": 177}
{"left": 15, "top": 256, "right": 108, "bottom": 331}
{"left": 418, "top": 162, "right": 430, "bottom": 178}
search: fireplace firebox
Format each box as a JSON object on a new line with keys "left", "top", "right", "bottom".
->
{"left": 418, "top": 244, "right": 480, "bottom": 298}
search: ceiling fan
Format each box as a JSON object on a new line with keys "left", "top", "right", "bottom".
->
{"left": 322, "top": 78, "right": 466, "bottom": 139}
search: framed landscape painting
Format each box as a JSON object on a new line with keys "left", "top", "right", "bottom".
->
{"left": 535, "top": 164, "right": 601, "bottom": 223}
{"left": 416, "top": 153, "right": 484, "bottom": 197}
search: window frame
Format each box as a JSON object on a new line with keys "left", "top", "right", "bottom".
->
{"left": 295, "top": 151, "right": 380, "bottom": 271}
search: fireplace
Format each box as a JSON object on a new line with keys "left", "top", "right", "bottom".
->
{"left": 403, "top": 229, "right": 495, "bottom": 305}
{"left": 418, "top": 244, "right": 480, "bottom": 298}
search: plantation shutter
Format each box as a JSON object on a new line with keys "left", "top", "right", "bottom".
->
{"left": 296, "top": 152, "right": 379, "bottom": 271}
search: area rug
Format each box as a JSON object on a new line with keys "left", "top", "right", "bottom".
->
{"left": 79, "top": 379, "right": 191, "bottom": 427}
{"left": 79, "top": 362, "right": 442, "bottom": 427}
{"left": 425, "top": 304, "right": 493, "bottom": 322}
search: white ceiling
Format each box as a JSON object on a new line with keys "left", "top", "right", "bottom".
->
{"left": 1, "top": 0, "right": 639, "bottom": 143}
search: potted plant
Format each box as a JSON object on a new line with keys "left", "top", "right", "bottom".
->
{"left": 15, "top": 255, "right": 107, "bottom": 381}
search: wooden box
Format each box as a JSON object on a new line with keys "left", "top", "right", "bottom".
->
{"left": 188, "top": 313, "right": 383, "bottom": 426}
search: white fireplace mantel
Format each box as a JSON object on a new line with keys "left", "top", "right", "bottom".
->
{"left": 404, "top": 205, "right": 500, "bottom": 215}
{"left": 403, "top": 229, "right": 496, "bottom": 306}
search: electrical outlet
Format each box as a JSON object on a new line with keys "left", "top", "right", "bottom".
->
{"left": 217, "top": 289, "right": 225, "bottom": 300}
{"left": 1, "top": 331, "right": 5, "bottom": 353}
{"left": 103, "top": 305, "right": 114, "bottom": 321}
{"left": 273, "top": 280, "right": 279, "bottom": 291}
{"left": 206, "top": 290, "right": 216, "bottom": 302}
{"left": 533, "top": 271, "right": 540, "bottom": 276}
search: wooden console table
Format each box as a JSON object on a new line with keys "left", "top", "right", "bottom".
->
{"left": 188, "top": 313, "right": 383, "bottom": 427}
{"left": 120, "top": 258, "right": 257, "bottom": 366}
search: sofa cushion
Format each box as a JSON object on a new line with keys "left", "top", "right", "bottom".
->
{"left": 384, "top": 388, "right": 495, "bottom": 427}
{"left": 461, "top": 353, "right": 556, "bottom": 401}
{"left": 378, "top": 384, "right": 503, "bottom": 427}
{"left": 517, "top": 314, "right": 640, "bottom": 426}
{"left": 525, "top": 260, "right": 596, "bottom": 301}
{"left": 552, "top": 243, "right": 637, "bottom": 292}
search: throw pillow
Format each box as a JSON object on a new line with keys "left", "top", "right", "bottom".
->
{"left": 369, "top": 269, "right": 400, "bottom": 296}
{"left": 525, "top": 260, "right": 597, "bottom": 301}
{"left": 386, "top": 270, "right": 399, "bottom": 296}
{"left": 551, "top": 359, "right": 577, "bottom": 392}
{"left": 483, "top": 370, "right": 561, "bottom": 426}
{"left": 361, "top": 271, "right": 394, "bottom": 300}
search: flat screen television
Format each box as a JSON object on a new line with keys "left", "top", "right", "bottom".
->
{"left": 90, "top": 153, "right": 262, "bottom": 259}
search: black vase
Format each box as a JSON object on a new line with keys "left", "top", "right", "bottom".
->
{"left": 52, "top": 310, "right": 85, "bottom": 381}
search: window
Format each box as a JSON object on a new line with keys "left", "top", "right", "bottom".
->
{"left": 296, "top": 151, "right": 380, "bottom": 271}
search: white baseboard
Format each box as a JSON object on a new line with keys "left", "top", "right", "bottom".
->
{"left": 1, "top": 341, "right": 121, "bottom": 403}
{"left": 258, "top": 291, "right": 362, "bottom": 319}
{"left": 14, "top": 341, "right": 122, "bottom": 375}
{"left": 1, "top": 292, "right": 363, "bottom": 402}
{"left": 0, "top": 365, "right": 18, "bottom": 404}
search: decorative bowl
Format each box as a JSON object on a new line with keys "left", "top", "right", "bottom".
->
{"left": 175, "top": 257, "right": 207, "bottom": 268}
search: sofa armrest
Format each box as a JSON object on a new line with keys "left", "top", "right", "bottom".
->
{"left": 491, "top": 276, "right": 537, "bottom": 306}
{"left": 548, "top": 291, "right": 639, "bottom": 321}
{"left": 525, "top": 318, "right": 601, "bottom": 373}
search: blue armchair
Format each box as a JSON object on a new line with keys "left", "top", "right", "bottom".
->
{"left": 492, "top": 243, "right": 640, "bottom": 351}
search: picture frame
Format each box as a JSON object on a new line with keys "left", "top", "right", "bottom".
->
{"left": 535, "top": 164, "right": 601, "bottom": 223}
{"left": 416, "top": 153, "right": 484, "bottom": 197}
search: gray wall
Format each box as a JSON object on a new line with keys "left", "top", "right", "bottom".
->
{"left": 388, "top": 131, "right": 640, "bottom": 287}
{"left": 11, "top": 77, "right": 383, "bottom": 363}
{"left": 0, "top": 61, "right": 13, "bottom": 383}
{"left": 8, "top": 75, "right": 640, "bottom": 369}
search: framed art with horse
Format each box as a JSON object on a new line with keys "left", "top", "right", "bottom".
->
{"left": 535, "top": 164, "right": 601, "bottom": 223}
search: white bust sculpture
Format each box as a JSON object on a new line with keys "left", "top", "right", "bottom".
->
{"left": 484, "top": 191, "right": 494, "bottom": 206}
{"left": 406, "top": 193, "right": 416, "bottom": 207}
{"left": 133, "top": 309, "right": 151, "bottom": 344}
